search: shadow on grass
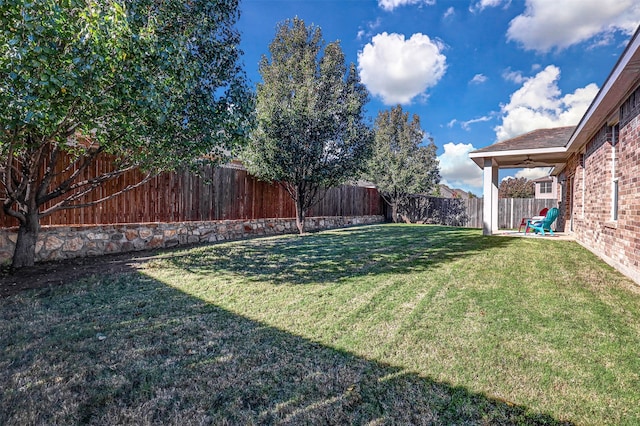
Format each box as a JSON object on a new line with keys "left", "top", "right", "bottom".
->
{"left": 1, "top": 272, "right": 572, "bottom": 425}
{"left": 154, "top": 224, "right": 517, "bottom": 285}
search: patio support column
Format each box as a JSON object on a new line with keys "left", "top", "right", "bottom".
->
{"left": 482, "top": 158, "right": 499, "bottom": 235}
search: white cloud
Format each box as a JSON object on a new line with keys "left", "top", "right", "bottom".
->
{"left": 461, "top": 115, "right": 492, "bottom": 130}
{"left": 378, "top": 0, "right": 435, "bottom": 11}
{"left": 357, "top": 18, "right": 382, "bottom": 41}
{"left": 502, "top": 68, "right": 525, "bottom": 84}
{"left": 447, "top": 115, "right": 493, "bottom": 130}
{"left": 470, "top": 0, "right": 510, "bottom": 13}
{"left": 507, "top": 0, "right": 640, "bottom": 52}
{"left": 470, "top": 73, "right": 488, "bottom": 84}
{"left": 494, "top": 65, "right": 599, "bottom": 141}
{"left": 443, "top": 7, "right": 455, "bottom": 19}
{"left": 438, "top": 142, "right": 483, "bottom": 193}
{"left": 514, "top": 167, "right": 552, "bottom": 180}
{"left": 358, "top": 32, "right": 447, "bottom": 105}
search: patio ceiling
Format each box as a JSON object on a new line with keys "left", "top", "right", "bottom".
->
{"left": 468, "top": 126, "right": 575, "bottom": 170}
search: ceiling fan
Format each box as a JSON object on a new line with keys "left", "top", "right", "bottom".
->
{"left": 516, "top": 155, "right": 553, "bottom": 168}
{"left": 519, "top": 155, "right": 536, "bottom": 166}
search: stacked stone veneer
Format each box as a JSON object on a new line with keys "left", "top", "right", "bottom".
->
{"left": 0, "top": 215, "right": 384, "bottom": 265}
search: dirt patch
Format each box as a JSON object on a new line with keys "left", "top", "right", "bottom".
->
{"left": 0, "top": 250, "right": 162, "bottom": 298}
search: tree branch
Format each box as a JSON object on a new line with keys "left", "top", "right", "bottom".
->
{"left": 277, "top": 181, "right": 293, "bottom": 201}
{"left": 39, "top": 171, "right": 155, "bottom": 218}
{"left": 39, "top": 160, "right": 140, "bottom": 208}
{"left": 36, "top": 142, "right": 60, "bottom": 204}
{"left": 37, "top": 146, "right": 105, "bottom": 205}
{"left": 3, "top": 199, "right": 26, "bottom": 225}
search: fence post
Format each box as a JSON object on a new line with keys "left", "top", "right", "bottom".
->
{"left": 510, "top": 198, "right": 514, "bottom": 229}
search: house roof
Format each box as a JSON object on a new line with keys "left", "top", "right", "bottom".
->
{"left": 471, "top": 126, "right": 574, "bottom": 153}
{"left": 468, "top": 126, "right": 574, "bottom": 169}
{"left": 469, "top": 25, "right": 640, "bottom": 173}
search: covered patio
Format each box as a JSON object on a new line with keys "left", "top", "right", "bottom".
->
{"left": 468, "top": 126, "right": 574, "bottom": 236}
{"left": 493, "top": 229, "right": 575, "bottom": 240}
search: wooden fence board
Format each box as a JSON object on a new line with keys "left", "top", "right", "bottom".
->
{"left": 398, "top": 196, "right": 556, "bottom": 229}
{"left": 463, "top": 198, "right": 482, "bottom": 228}
{"left": 0, "top": 152, "right": 385, "bottom": 227}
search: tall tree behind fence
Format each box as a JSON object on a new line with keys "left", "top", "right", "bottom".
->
{"left": 401, "top": 196, "right": 469, "bottom": 226}
{"left": 0, "top": 152, "right": 384, "bottom": 228}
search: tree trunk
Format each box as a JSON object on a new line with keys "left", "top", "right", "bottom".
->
{"left": 295, "top": 198, "right": 306, "bottom": 235}
{"left": 391, "top": 202, "right": 399, "bottom": 223}
{"left": 12, "top": 211, "right": 40, "bottom": 269}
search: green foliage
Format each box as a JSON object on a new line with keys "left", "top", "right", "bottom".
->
{"left": 243, "top": 18, "right": 373, "bottom": 233}
{"left": 0, "top": 0, "right": 252, "bottom": 267}
{"left": 1, "top": 0, "right": 251, "bottom": 167}
{"left": 499, "top": 177, "right": 535, "bottom": 198}
{"left": 364, "top": 105, "right": 440, "bottom": 221}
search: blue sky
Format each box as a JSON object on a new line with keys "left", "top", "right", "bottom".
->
{"left": 236, "top": 0, "right": 640, "bottom": 195}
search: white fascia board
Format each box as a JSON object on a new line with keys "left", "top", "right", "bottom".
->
{"left": 468, "top": 146, "right": 566, "bottom": 159}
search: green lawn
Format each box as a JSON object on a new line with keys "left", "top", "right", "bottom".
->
{"left": 2, "top": 224, "right": 640, "bottom": 425}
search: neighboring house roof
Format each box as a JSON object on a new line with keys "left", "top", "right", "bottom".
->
{"left": 224, "top": 159, "right": 248, "bottom": 170}
{"left": 439, "top": 184, "right": 455, "bottom": 198}
{"left": 469, "top": 25, "right": 640, "bottom": 173}
{"left": 532, "top": 176, "right": 554, "bottom": 183}
{"left": 438, "top": 184, "right": 469, "bottom": 199}
{"left": 455, "top": 189, "right": 469, "bottom": 199}
{"left": 352, "top": 180, "right": 377, "bottom": 188}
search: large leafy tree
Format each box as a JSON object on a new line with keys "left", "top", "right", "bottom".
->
{"left": 1, "top": 0, "right": 253, "bottom": 268}
{"left": 499, "top": 177, "right": 534, "bottom": 198}
{"left": 244, "top": 18, "right": 373, "bottom": 234}
{"left": 365, "top": 105, "right": 440, "bottom": 222}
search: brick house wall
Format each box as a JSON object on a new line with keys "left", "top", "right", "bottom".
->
{"left": 559, "top": 84, "right": 640, "bottom": 283}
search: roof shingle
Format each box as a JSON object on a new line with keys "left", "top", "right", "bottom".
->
{"left": 471, "top": 126, "right": 575, "bottom": 154}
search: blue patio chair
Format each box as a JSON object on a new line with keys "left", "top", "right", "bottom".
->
{"left": 525, "top": 207, "right": 559, "bottom": 236}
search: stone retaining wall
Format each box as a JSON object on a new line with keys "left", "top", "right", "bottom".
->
{"left": 0, "top": 215, "right": 385, "bottom": 265}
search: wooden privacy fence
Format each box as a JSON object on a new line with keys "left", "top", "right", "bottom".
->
{"left": 0, "top": 148, "right": 556, "bottom": 230}
{"left": 0, "top": 153, "right": 385, "bottom": 227}
{"left": 463, "top": 197, "right": 558, "bottom": 229}
{"left": 463, "top": 198, "right": 482, "bottom": 228}
{"left": 497, "top": 198, "right": 558, "bottom": 229}
{"left": 400, "top": 196, "right": 557, "bottom": 229}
